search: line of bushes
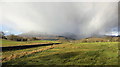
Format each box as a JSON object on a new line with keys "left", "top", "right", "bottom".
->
{"left": 0, "top": 32, "right": 38, "bottom": 41}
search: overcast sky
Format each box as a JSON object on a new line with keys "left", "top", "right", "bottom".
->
{"left": 0, "top": 2, "right": 119, "bottom": 37}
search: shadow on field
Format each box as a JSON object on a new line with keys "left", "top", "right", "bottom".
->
{"left": 0, "top": 43, "right": 61, "bottom": 52}
{"left": 40, "top": 51, "right": 80, "bottom": 62}
{"left": 3, "top": 51, "right": 80, "bottom": 65}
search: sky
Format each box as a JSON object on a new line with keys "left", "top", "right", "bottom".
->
{"left": 0, "top": 2, "right": 119, "bottom": 38}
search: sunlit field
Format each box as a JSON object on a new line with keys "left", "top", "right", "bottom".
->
{"left": 1, "top": 39, "right": 119, "bottom": 65}
{"left": 0, "top": 39, "right": 59, "bottom": 47}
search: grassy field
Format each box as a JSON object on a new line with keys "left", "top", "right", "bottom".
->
{"left": 0, "top": 39, "right": 59, "bottom": 47}
{"left": 1, "top": 39, "right": 119, "bottom": 65}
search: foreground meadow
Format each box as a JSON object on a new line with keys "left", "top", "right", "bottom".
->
{"left": 1, "top": 39, "right": 119, "bottom": 65}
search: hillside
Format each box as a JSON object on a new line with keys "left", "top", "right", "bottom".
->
{"left": 18, "top": 32, "right": 57, "bottom": 37}
{"left": 77, "top": 36, "right": 120, "bottom": 43}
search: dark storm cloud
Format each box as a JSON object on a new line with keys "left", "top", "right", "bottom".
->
{"left": 1, "top": 2, "right": 118, "bottom": 38}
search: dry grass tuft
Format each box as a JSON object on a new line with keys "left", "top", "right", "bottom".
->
{"left": 2, "top": 44, "right": 59, "bottom": 62}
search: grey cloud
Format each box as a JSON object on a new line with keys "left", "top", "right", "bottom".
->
{"left": 1, "top": 2, "right": 118, "bottom": 38}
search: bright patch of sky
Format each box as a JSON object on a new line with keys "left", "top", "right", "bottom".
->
{"left": 105, "top": 27, "right": 119, "bottom": 36}
{"left": 0, "top": 25, "right": 22, "bottom": 35}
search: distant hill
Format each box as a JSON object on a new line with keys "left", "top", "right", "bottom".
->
{"left": 18, "top": 31, "right": 58, "bottom": 37}
{"left": 18, "top": 31, "right": 120, "bottom": 41}
{"left": 78, "top": 36, "right": 120, "bottom": 42}
{"left": 18, "top": 32, "right": 78, "bottom": 40}
{"left": 18, "top": 32, "right": 68, "bottom": 40}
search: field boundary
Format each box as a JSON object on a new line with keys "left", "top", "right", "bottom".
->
{"left": 1, "top": 44, "right": 59, "bottom": 63}
{"left": 1, "top": 43, "right": 61, "bottom": 51}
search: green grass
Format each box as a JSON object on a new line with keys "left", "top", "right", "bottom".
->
{"left": 0, "top": 39, "right": 25, "bottom": 47}
{"left": 2, "top": 41, "right": 119, "bottom": 65}
{"left": 1, "top": 39, "right": 59, "bottom": 47}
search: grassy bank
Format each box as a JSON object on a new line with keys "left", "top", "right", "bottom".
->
{"left": 1, "top": 39, "right": 59, "bottom": 47}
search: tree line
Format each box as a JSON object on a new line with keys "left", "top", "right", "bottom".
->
{"left": 0, "top": 31, "right": 38, "bottom": 41}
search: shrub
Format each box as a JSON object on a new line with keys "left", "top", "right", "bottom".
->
{"left": 0, "top": 31, "right": 7, "bottom": 39}
{"left": 6, "top": 35, "right": 27, "bottom": 41}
